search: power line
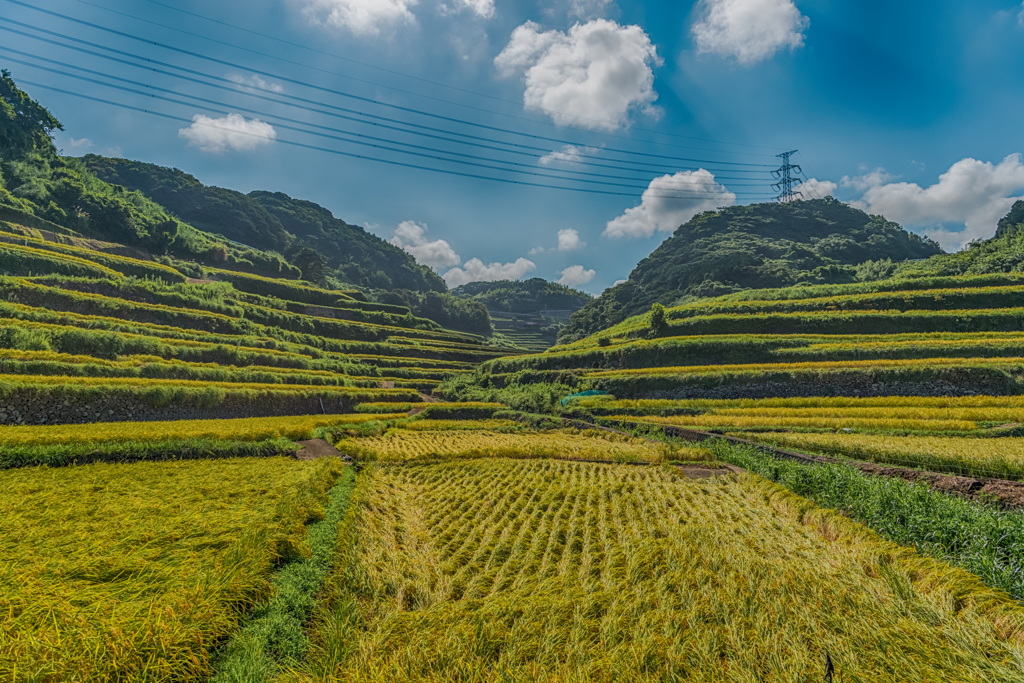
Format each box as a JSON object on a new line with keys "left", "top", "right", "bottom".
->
{"left": 9, "top": 58, "right": 774, "bottom": 196}
{"left": 21, "top": 80, "right": 768, "bottom": 203}
{"left": 0, "top": 7, "right": 777, "bottom": 169}
{"left": 63, "top": 0, "right": 781, "bottom": 154}
{"left": 0, "top": 45, "right": 773, "bottom": 184}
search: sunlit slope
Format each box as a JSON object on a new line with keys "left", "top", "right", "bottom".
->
{"left": 0, "top": 224, "right": 510, "bottom": 424}
{"left": 477, "top": 273, "right": 1024, "bottom": 399}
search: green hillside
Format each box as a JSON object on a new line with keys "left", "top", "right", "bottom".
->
{"left": 0, "top": 72, "right": 301, "bottom": 279}
{"left": 889, "top": 200, "right": 1024, "bottom": 278}
{"left": 559, "top": 198, "right": 943, "bottom": 343}
{"left": 82, "top": 156, "right": 446, "bottom": 292}
{"left": 451, "top": 278, "right": 594, "bottom": 351}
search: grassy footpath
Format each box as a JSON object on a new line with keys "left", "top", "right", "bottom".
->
{"left": 211, "top": 467, "right": 357, "bottom": 683}
{"left": 709, "top": 440, "right": 1024, "bottom": 602}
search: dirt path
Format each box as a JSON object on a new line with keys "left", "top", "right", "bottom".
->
{"left": 295, "top": 438, "right": 349, "bottom": 461}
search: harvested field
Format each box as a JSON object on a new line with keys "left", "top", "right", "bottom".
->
{"left": 294, "top": 458, "right": 1024, "bottom": 682}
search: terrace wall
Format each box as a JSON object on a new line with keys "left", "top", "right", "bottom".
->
{"left": 0, "top": 388, "right": 399, "bottom": 426}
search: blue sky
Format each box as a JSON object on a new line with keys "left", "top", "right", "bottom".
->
{"left": 4, "top": 0, "right": 1024, "bottom": 292}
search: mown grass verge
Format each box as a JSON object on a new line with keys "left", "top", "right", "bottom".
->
{"left": 210, "top": 467, "right": 357, "bottom": 683}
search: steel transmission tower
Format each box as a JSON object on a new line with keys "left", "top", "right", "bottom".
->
{"left": 772, "top": 150, "right": 803, "bottom": 202}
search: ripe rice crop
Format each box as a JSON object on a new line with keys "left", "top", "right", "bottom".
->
{"left": 335, "top": 429, "right": 681, "bottom": 464}
{"left": 0, "top": 456, "right": 344, "bottom": 682}
{"left": 588, "top": 395, "right": 1024, "bottom": 410}
{"left": 616, "top": 414, "right": 979, "bottom": 433}
{"left": 739, "top": 432, "right": 1024, "bottom": 480}
{"left": 0, "top": 372, "right": 400, "bottom": 394}
{"left": 294, "top": 458, "right": 1024, "bottom": 682}
{"left": 586, "top": 355, "right": 1024, "bottom": 378}
{"left": 0, "top": 413, "right": 408, "bottom": 447}
{"left": 397, "top": 419, "right": 521, "bottom": 431}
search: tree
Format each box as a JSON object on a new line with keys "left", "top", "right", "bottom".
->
{"left": 292, "top": 247, "right": 328, "bottom": 285}
{"left": 648, "top": 303, "right": 667, "bottom": 338}
{"left": 0, "top": 70, "right": 62, "bottom": 157}
{"left": 150, "top": 219, "right": 179, "bottom": 253}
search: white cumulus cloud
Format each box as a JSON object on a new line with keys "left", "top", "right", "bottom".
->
{"left": 68, "top": 137, "right": 93, "bottom": 149}
{"left": 795, "top": 177, "right": 838, "bottom": 199}
{"left": 539, "top": 144, "right": 601, "bottom": 165}
{"left": 389, "top": 220, "right": 462, "bottom": 269}
{"left": 178, "top": 114, "right": 277, "bottom": 153}
{"left": 229, "top": 74, "right": 285, "bottom": 93}
{"left": 557, "top": 228, "right": 585, "bottom": 250}
{"left": 557, "top": 264, "right": 596, "bottom": 286}
{"left": 441, "top": 0, "right": 494, "bottom": 18}
{"left": 495, "top": 19, "right": 662, "bottom": 131}
{"left": 291, "top": 0, "right": 417, "bottom": 36}
{"left": 692, "top": 0, "right": 809, "bottom": 64}
{"left": 849, "top": 154, "right": 1024, "bottom": 251}
{"left": 443, "top": 257, "right": 536, "bottom": 287}
{"left": 604, "top": 170, "right": 736, "bottom": 238}
{"left": 530, "top": 227, "right": 586, "bottom": 254}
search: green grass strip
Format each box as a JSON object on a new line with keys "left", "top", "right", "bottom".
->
{"left": 708, "top": 440, "right": 1024, "bottom": 602}
{"left": 209, "top": 466, "right": 356, "bottom": 683}
{"left": 0, "top": 437, "right": 298, "bottom": 469}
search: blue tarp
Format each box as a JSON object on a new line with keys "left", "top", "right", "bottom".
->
{"left": 560, "top": 390, "right": 612, "bottom": 407}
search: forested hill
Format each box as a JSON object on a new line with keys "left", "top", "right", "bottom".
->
{"left": 451, "top": 278, "right": 593, "bottom": 313}
{"left": 559, "top": 198, "right": 943, "bottom": 343}
{"left": 886, "top": 200, "right": 1024, "bottom": 279}
{"left": 81, "top": 156, "right": 445, "bottom": 292}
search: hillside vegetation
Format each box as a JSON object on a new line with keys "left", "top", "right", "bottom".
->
{"left": 0, "top": 71, "right": 302, "bottom": 278}
{"left": 560, "top": 198, "right": 943, "bottom": 342}
{"left": 82, "top": 156, "right": 445, "bottom": 292}
{"left": 452, "top": 278, "right": 593, "bottom": 351}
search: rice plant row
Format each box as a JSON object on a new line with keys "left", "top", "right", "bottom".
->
{"left": 0, "top": 412, "right": 407, "bottom": 447}
{"left": 586, "top": 355, "right": 1024, "bottom": 379}
{"left": 294, "top": 458, "right": 1024, "bottom": 682}
{"left": 334, "top": 428, "right": 684, "bottom": 464}
{"left": 739, "top": 431, "right": 1024, "bottom": 481}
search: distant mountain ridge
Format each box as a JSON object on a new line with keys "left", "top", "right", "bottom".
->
{"left": 81, "top": 156, "right": 446, "bottom": 292}
{"left": 451, "top": 278, "right": 593, "bottom": 314}
{"left": 559, "top": 198, "right": 943, "bottom": 343}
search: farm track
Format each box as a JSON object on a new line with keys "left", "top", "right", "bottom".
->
{"left": 614, "top": 419, "right": 1024, "bottom": 508}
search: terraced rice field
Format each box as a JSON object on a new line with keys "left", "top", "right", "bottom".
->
{"left": 294, "top": 458, "right": 1024, "bottom": 682}
{"left": 0, "top": 456, "right": 344, "bottom": 682}
{"left": 740, "top": 431, "right": 1024, "bottom": 480}
{"left": 335, "top": 428, "right": 685, "bottom": 464}
{"left": 0, "top": 413, "right": 407, "bottom": 447}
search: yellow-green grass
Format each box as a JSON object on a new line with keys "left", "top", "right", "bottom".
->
{"left": 614, "top": 414, "right": 980, "bottom": 433}
{"left": 0, "top": 372, "right": 410, "bottom": 395}
{"left": 738, "top": 432, "right": 1024, "bottom": 480}
{"left": 0, "top": 413, "right": 409, "bottom": 447}
{"left": 293, "top": 458, "right": 1024, "bottom": 682}
{"left": 0, "top": 228, "right": 186, "bottom": 282}
{"left": 586, "top": 355, "right": 1024, "bottom": 378}
{"left": 0, "top": 309, "right": 492, "bottom": 366}
{"left": 582, "top": 395, "right": 1024, "bottom": 410}
{"left": 334, "top": 428, "right": 688, "bottom": 464}
{"left": 0, "top": 456, "right": 344, "bottom": 682}
{"left": 0, "top": 241, "right": 122, "bottom": 277}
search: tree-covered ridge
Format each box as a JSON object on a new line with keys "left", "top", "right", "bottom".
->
{"left": 451, "top": 278, "right": 593, "bottom": 314}
{"left": 559, "top": 198, "right": 943, "bottom": 343}
{"left": 82, "top": 157, "right": 446, "bottom": 292}
{"left": 0, "top": 72, "right": 297, "bottom": 277}
{"left": 886, "top": 200, "right": 1024, "bottom": 279}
